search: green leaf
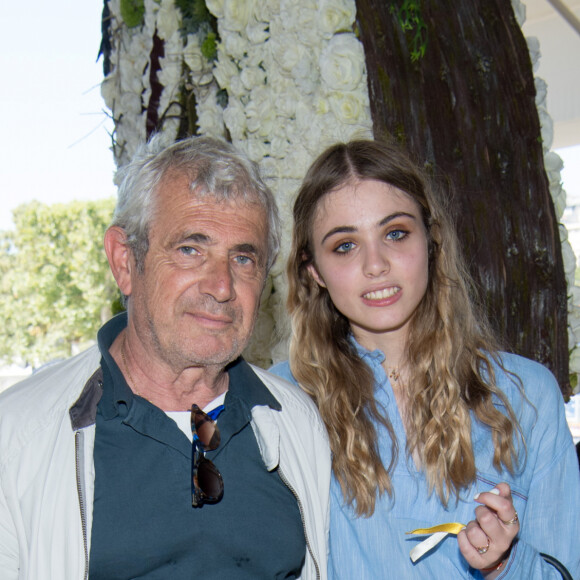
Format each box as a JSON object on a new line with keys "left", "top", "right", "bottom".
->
{"left": 120, "top": 0, "right": 145, "bottom": 28}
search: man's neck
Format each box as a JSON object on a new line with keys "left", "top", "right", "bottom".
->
{"left": 110, "top": 330, "right": 230, "bottom": 412}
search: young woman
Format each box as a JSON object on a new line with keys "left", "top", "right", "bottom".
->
{"left": 271, "top": 140, "right": 579, "bottom": 578}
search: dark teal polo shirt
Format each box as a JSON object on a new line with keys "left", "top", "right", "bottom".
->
{"left": 89, "top": 313, "right": 305, "bottom": 579}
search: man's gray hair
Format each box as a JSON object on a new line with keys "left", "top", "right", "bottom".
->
{"left": 111, "top": 134, "right": 281, "bottom": 272}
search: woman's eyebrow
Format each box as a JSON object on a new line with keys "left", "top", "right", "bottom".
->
{"left": 321, "top": 212, "right": 418, "bottom": 244}
{"left": 321, "top": 225, "right": 356, "bottom": 245}
{"left": 378, "top": 212, "right": 417, "bottom": 227}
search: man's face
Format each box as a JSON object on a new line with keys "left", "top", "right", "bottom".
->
{"left": 127, "top": 172, "right": 269, "bottom": 372}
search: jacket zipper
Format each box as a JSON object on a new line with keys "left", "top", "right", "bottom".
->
{"left": 75, "top": 430, "right": 89, "bottom": 580}
{"left": 277, "top": 466, "right": 321, "bottom": 580}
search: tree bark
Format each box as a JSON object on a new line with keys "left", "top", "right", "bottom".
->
{"left": 355, "top": 0, "right": 570, "bottom": 396}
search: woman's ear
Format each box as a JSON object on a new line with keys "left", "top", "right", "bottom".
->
{"left": 307, "top": 263, "right": 327, "bottom": 288}
{"left": 104, "top": 226, "right": 133, "bottom": 297}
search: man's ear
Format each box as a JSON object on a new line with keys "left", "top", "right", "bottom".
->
{"left": 307, "top": 263, "right": 326, "bottom": 288}
{"left": 104, "top": 226, "right": 133, "bottom": 297}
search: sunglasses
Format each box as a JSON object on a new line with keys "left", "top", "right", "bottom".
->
{"left": 191, "top": 404, "right": 224, "bottom": 507}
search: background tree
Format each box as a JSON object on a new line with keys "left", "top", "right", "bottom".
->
{"left": 355, "top": 0, "right": 570, "bottom": 396}
{"left": 0, "top": 199, "right": 118, "bottom": 367}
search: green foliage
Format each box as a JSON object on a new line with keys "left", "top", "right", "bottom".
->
{"left": 120, "top": 0, "right": 145, "bottom": 28}
{"left": 391, "top": 1, "right": 428, "bottom": 62}
{"left": 0, "top": 198, "right": 119, "bottom": 367}
{"left": 175, "top": 0, "right": 217, "bottom": 42}
{"left": 201, "top": 31, "right": 218, "bottom": 60}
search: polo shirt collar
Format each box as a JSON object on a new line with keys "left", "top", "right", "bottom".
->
{"left": 97, "top": 311, "right": 133, "bottom": 420}
{"left": 226, "top": 357, "right": 281, "bottom": 412}
{"left": 96, "top": 312, "right": 281, "bottom": 420}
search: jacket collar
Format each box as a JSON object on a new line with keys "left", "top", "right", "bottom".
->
{"left": 69, "top": 367, "right": 103, "bottom": 430}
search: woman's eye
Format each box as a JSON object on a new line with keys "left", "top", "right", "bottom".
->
{"left": 335, "top": 241, "right": 355, "bottom": 253}
{"left": 387, "top": 229, "right": 407, "bottom": 241}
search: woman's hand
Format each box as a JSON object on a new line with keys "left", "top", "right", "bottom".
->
{"left": 457, "top": 482, "right": 520, "bottom": 578}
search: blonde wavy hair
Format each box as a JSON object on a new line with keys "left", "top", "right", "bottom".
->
{"left": 287, "top": 139, "right": 523, "bottom": 517}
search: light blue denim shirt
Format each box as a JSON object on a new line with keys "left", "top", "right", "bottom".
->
{"left": 271, "top": 345, "right": 580, "bottom": 579}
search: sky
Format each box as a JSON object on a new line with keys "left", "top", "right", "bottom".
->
{"left": 0, "top": 1, "right": 116, "bottom": 232}
{"left": 0, "top": 1, "right": 578, "bottom": 234}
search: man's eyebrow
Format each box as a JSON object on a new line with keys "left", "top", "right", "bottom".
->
{"left": 178, "top": 233, "right": 211, "bottom": 244}
{"left": 233, "top": 242, "right": 260, "bottom": 255}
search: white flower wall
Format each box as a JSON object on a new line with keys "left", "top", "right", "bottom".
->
{"left": 101, "top": 0, "right": 579, "bottom": 384}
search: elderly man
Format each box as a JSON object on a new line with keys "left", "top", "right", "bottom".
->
{"left": 0, "top": 136, "right": 330, "bottom": 579}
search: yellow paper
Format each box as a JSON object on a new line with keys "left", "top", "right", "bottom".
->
{"left": 406, "top": 522, "right": 465, "bottom": 535}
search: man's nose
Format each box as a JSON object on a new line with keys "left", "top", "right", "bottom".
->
{"left": 198, "top": 257, "right": 235, "bottom": 302}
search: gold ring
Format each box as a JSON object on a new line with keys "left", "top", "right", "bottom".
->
{"left": 500, "top": 511, "right": 519, "bottom": 526}
{"left": 476, "top": 537, "right": 490, "bottom": 555}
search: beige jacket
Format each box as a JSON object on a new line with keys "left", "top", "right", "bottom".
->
{"left": 0, "top": 346, "right": 330, "bottom": 580}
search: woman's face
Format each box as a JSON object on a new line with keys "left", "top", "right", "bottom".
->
{"left": 308, "top": 179, "right": 430, "bottom": 350}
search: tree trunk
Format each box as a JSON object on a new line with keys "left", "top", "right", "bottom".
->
{"left": 355, "top": 0, "right": 570, "bottom": 396}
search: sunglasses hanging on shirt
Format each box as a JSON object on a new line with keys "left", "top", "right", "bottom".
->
{"left": 191, "top": 403, "right": 224, "bottom": 507}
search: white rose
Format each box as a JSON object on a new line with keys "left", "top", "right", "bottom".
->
{"left": 223, "top": 99, "right": 247, "bottom": 140}
{"left": 119, "top": 90, "right": 143, "bottom": 117}
{"left": 283, "top": 147, "right": 312, "bottom": 179}
{"left": 160, "top": 116, "right": 180, "bottom": 142}
{"left": 544, "top": 150, "right": 564, "bottom": 173}
{"left": 245, "top": 98, "right": 275, "bottom": 136}
{"left": 511, "top": 0, "right": 525, "bottom": 26}
{"left": 328, "top": 90, "right": 368, "bottom": 125}
{"left": 196, "top": 84, "right": 225, "bottom": 136}
{"left": 270, "top": 135, "right": 290, "bottom": 159}
{"left": 270, "top": 34, "right": 306, "bottom": 74}
{"left": 538, "top": 108, "right": 554, "bottom": 150}
{"left": 157, "top": 0, "right": 181, "bottom": 40}
{"left": 184, "top": 35, "right": 205, "bottom": 73}
{"left": 223, "top": 31, "right": 251, "bottom": 60}
{"left": 570, "top": 300, "right": 580, "bottom": 335}
{"left": 297, "top": 25, "right": 322, "bottom": 50}
{"left": 229, "top": 74, "right": 246, "bottom": 98}
{"left": 144, "top": 0, "right": 159, "bottom": 35}
{"left": 337, "top": 122, "right": 373, "bottom": 143}
{"left": 317, "top": 0, "right": 356, "bottom": 38}
{"left": 552, "top": 184, "right": 566, "bottom": 220}
{"left": 568, "top": 343, "right": 580, "bottom": 378}
{"left": 320, "top": 33, "right": 365, "bottom": 91}
{"left": 108, "top": 0, "right": 121, "bottom": 18}
{"left": 241, "top": 66, "right": 266, "bottom": 91}
{"left": 213, "top": 55, "right": 239, "bottom": 90}
{"left": 246, "top": 21, "right": 270, "bottom": 44}
{"left": 562, "top": 239, "right": 576, "bottom": 277}
{"left": 158, "top": 53, "right": 183, "bottom": 90}
{"left": 126, "top": 34, "right": 153, "bottom": 70}
{"left": 272, "top": 82, "right": 300, "bottom": 118}
{"left": 101, "top": 74, "right": 118, "bottom": 110}
{"left": 206, "top": 0, "right": 225, "bottom": 18}
{"left": 535, "top": 77, "right": 548, "bottom": 110}
{"left": 526, "top": 36, "right": 541, "bottom": 72}
{"left": 280, "top": 1, "right": 318, "bottom": 42}
{"left": 280, "top": 0, "right": 317, "bottom": 13}
{"left": 260, "top": 156, "right": 279, "bottom": 179}
{"left": 245, "top": 137, "right": 270, "bottom": 162}
{"left": 198, "top": 106, "right": 225, "bottom": 138}
{"left": 293, "top": 55, "right": 318, "bottom": 94}
{"left": 191, "top": 70, "right": 215, "bottom": 86}
{"left": 223, "top": 0, "right": 256, "bottom": 32}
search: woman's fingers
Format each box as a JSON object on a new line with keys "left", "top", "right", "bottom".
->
{"left": 458, "top": 483, "right": 519, "bottom": 571}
